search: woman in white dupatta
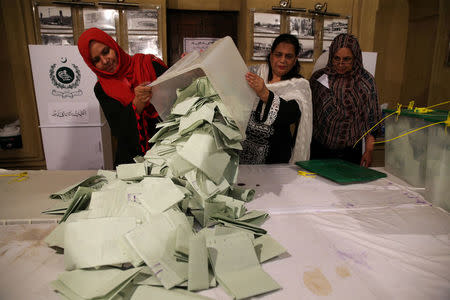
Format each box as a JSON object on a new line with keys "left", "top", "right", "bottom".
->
{"left": 240, "top": 34, "right": 312, "bottom": 164}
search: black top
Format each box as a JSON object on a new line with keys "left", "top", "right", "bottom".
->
{"left": 240, "top": 91, "right": 301, "bottom": 164}
{"left": 94, "top": 61, "right": 167, "bottom": 167}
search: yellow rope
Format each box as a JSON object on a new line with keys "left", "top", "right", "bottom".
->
{"left": 374, "top": 121, "right": 445, "bottom": 144}
{"left": 425, "top": 100, "right": 450, "bottom": 110}
{"left": 352, "top": 111, "right": 397, "bottom": 148}
{"left": 0, "top": 172, "right": 29, "bottom": 183}
{"left": 353, "top": 100, "right": 449, "bottom": 148}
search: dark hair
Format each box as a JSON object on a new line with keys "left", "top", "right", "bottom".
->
{"left": 267, "top": 34, "right": 302, "bottom": 81}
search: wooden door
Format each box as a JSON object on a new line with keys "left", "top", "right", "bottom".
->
{"left": 166, "top": 10, "right": 238, "bottom": 66}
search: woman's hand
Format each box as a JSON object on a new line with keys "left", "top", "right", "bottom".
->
{"left": 360, "top": 134, "right": 375, "bottom": 167}
{"left": 133, "top": 82, "right": 152, "bottom": 114}
{"left": 246, "top": 72, "right": 270, "bottom": 103}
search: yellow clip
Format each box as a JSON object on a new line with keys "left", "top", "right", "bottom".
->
{"left": 414, "top": 107, "right": 434, "bottom": 114}
{"left": 407, "top": 100, "right": 414, "bottom": 110}
{"left": 298, "top": 170, "right": 316, "bottom": 178}
{"left": 0, "top": 172, "right": 29, "bottom": 183}
{"left": 395, "top": 103, "right": 402, "bottom": 120}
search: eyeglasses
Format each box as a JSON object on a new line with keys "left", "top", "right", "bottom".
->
{"left": 272, "top": 52, "right": 296, "bottom": 60}
{"left": 332, "top": 55, "right": 353, "bottom": 65}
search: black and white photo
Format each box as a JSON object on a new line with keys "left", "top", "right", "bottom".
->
{"left": 128, "top": 35, "right": 161, "bottom": 58}
{"left": 83, "top": 8, "right": 118, "bottom": 31}
{"left": 254, "top": 13, "right": 280, "bottom": 34}
{"left": 289, "top": 16, "right": 314, "bottom": 39}
{"left": 41, "top": 33, "right": 74, "bottom": 46}
{"left": 253, "top": 36, "right": 275, "bottom": 60}
{"left": 298, "top": 38, "right": 314, "bottom": 61}
{"left": 38, "top": 6, "right": 72, "bottom": 29}
{"left": 126, "top": 9, "right": 158, "bottom": 31}
{"left": 323, "top": 18, "right": 348, "bottom": 40}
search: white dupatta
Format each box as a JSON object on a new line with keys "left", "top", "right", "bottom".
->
{"left": 255, "top": 64, "right": 313, "bottom": 163}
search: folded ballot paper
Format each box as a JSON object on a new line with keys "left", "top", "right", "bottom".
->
{"left": 44, "top": 41, "right": 287, "bottom": 299}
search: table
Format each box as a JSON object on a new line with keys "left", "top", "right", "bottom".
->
{"left": 1, "top": 165, "right": 449, "bottom": 300}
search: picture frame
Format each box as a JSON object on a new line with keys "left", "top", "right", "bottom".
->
{"left": 38, "top": 6, "right": 72, "bottom": 29}
{"left": 126, "top": 9, "right": 158, "bottom": 31}
{"left": 83, "top": 8, "right": 118, "bottom": 31}
{"left": 298, "top": 38, "right": 314, "bottom": 61}
{"left": 323, "top": 18, "right": 348, "bottom": 40}
{"left": 41, "top": 33, "right": 74, "bottom": 46}
{"left": 128, "top": 34, "right": 161, "bottom": 58}
{"left": 289, "top": 16, "right": 314, "bottom": 39}
{"left": 253, "top": 12, "right": 280, "bottom": 34}
{"left": 252, "top": 35, "right": 276, "bottom": 60}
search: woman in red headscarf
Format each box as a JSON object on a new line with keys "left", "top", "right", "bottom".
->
{"left": 78, "top": 28, "right": 167, "bottom": 167}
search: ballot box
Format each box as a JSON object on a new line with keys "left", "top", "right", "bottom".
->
{"left": 425, "top": 118, "right": 450, "bottom": 212}
{"left": 149, "top": 36, "right": 257, "bottom": 138}
{"left": 384, "top": 108, "right": 449, "bottom": 211}
{"left": 29, "top": 45, "right": 113, "bottom": 170}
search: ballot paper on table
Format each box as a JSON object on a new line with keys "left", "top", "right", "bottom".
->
{"left": 125, "top": 208, "right": 192, "bottom": 289}
{"left": 116, "top": 162, "right": 147, "bottom": 181}
{"left": 64, "top": 217, "right": 138, "bottom": 270}
{"left": 140, "top": 177, "right": 186, "bottom": 213}
{"left": 50, "top": 174, "right": 106, "bottom": 200}
{"left": 130, "top": 285, "right": 213, "bottom": 300}
{"left": 178, "top": 131, "right": 230, "bottom": 184}
{"left": 253, "top": 234, "right": 287, "bottom": 263}
{"left": 52, "top": 267, "right": 143, "bottom": 300}
{"left": 188, "top": 235, "right": 209, "bottom": 291}
{"left": 206, "top": 231, "right": 281, "bottom": 299}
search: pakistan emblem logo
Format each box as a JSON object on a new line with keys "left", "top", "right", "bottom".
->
{"left": 49, "top": 57, "right": 83, "bottom": 98}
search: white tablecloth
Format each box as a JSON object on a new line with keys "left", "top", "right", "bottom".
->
{"left": 1, "top": 165, "right": 449, "bottom": 300}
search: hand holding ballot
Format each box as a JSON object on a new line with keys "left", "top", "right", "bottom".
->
{"left": 133, "top": 82, "right": 153, "bottom": 114}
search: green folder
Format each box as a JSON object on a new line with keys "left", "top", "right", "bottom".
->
{"left": 296, "top": 159, "right": 387, "bottom": 184}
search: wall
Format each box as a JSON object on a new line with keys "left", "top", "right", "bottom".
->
{"left": 400, "top": 0, "right": 439, "bottom": 107}
{"left": 373, "top": 0, "right": 409, "bottom": 108}
{"left": 428, "top": 0, "right": 450, "bottom": 108}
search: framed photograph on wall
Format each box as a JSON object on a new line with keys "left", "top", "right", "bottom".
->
{"left": 128, "top": 34, "right": 161, "bottom": 58}
{"left": 126, "top": 9, "right": 158, "bottom": 31}
{"left": 38, "top": 6, "right": 72, "bottom": 29}
{"left": 253, "top": 35, "right": 275, "bottom": 60}
{"left": 254, "top": 12, "right": 280, "bottom": 34}
{"left": 83, "top": 8, "right": 118, "bottom": 32}
{"left": 298, "top": 39, "right": 314, "bottom": 61}
{"left": 183, "top": 37, "right": 218, "bottom": 53}
{"left": 41, "top": 33, "right": 74, "bottom": 46}
{"left": 323, "top": 18, "right": 348, "bottom": 40}
{"left": 289, "top": 16, "right": 314, "bottom": 39}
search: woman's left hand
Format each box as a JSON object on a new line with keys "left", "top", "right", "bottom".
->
{"left": 246, "top": 72, "right": 270, "bottom": 102}
{"left": 360, "top": 135, "right": 375, "bottom": 167}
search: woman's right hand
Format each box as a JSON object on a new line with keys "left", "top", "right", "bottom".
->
{"left": 246, "top": 72, "right": 270, "bottom": 102}
{"left": 133, "top": 82, "right": 152, "bottom": 114}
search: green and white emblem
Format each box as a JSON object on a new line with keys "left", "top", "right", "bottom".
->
{"left": 49, "top": 57, "right": 83, "bottom": 98}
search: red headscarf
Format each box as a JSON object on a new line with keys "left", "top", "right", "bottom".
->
{"left": 77, "top": 28, "right": 166, "bottom": 117}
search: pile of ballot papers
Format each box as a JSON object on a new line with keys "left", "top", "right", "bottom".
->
{"left": 44, "top": 77, "right": 287, "bottom": 300}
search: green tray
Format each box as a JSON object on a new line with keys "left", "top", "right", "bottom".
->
{"left": 296, "top": 159, "right": 387, "bottom": 184}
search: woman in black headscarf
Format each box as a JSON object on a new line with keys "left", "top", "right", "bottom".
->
{"left": 310, "top": 34, "right": 381, "bottom": 167}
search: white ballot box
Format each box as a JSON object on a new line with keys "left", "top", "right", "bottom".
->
{"left": 149, "top": 36, "right": 257, "bottom": 138}
{"left": 384, "top": 108, "right": 450, "bottom": 212}
{"left": 29, "top": 45, "right": 113, "bottom": 170}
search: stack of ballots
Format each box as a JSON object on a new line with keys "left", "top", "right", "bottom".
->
{"left": 44, "top": 39, "right": 287, "bottom": 300}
